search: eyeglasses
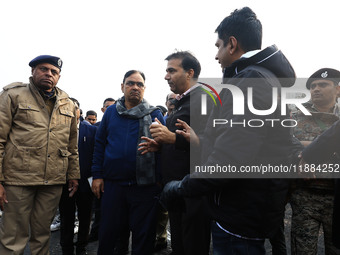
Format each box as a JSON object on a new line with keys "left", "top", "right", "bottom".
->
{"left": 125, "top": 81, "right": 145, "bottom": 88}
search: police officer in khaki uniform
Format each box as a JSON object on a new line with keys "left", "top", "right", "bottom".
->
{"left": 0, "top": 55, "right": 80, "bottom": 254}
{"left": 291, "top": 68, "right": 340, "bottom": 255}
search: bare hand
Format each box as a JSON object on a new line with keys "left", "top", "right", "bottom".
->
{"left": 175, "top": 119, "right": 200, "bottom": 147}
{"left": 92, "top": 179, "right": 104, "bottom": 199}
{"left": 138, "top": 136, "right": 161, "bottom": 154}
{"left": 150, "top": 118, "right": 176, "bottom": 144}
{"left": 0, "top": 184, "right": 8, "bottom": 211}
{"left": 68, "top": 179, "right": 79, "bottom": 197}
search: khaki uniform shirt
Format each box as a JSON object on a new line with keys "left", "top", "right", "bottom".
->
{"left": 0, "top": 77, "right": 80, "bottom": 185}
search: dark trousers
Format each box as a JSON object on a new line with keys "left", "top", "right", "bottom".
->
{"left": 90, "top": 196, "right": 101, "bottom": 238}
{"left": 90, "top": 195, "right": 131, "bottom": 254}
{"left": 211, "top": 221, "right": 265, "bottom": 255}
{"left": 59, "top": 184, "right": 94, "bottom": 254}
{"left": 168, "top": 197, "right": 211, "bottom": 255}
{"left": 98, "top": 181, "right": 160, "bottom": 255}
{"left": 269, "top": 219, "right": 287, "bottom": 255}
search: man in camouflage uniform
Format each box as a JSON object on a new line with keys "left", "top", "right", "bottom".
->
{"left": 291, "top": 68, "right": 340, "bottom": 255}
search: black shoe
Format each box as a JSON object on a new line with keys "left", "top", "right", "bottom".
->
{"left": 76, "top": 248, "right": 88, "bottom": 255}
{"left": 154, "top": 241, "right": 167, "bottom": 252}
{"left": 76, "top": 251, "right": 87, "bottom": 255}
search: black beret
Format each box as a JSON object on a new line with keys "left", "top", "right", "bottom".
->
{"left": 29, "top": 55, "right": 63, "bottom": 70}
{"left": 306, "top": 68, "right": 340, "bottom": 89}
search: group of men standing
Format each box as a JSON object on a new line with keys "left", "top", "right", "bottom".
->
{"left": 0, "top": 6, "right": 340, "bottom": 255}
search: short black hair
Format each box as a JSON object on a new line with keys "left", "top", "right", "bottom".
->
{"left": 122, "top": 70, "right": 145, "bottom": 83}
{"left": 103, "top": 97, "right": 115, "bottom": 107}
{"left": 156, "top": 105, "right": 167, "bottom": 115}
{"left": 165, "top": 51, "right": 201, "bottom": 79}
{"left": 69, "top": 97, "right": 80, "bottom": 108}
{"left": 86, "top": 110, "right": 97, "bottom": 117}
{"left": 215, "top": 7, "right": 262, "bottom": 52}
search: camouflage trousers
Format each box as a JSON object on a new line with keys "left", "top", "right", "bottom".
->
{"left": 290, "top": 188, "right": 340, "bottom": 255}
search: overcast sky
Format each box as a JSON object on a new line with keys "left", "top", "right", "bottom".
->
{"left": 1, "top": 0, "right": 339, "bottom": 120}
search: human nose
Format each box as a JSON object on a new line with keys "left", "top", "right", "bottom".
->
{"left": 311, "top": 84, "right": 320, "bottom": 91}
{"left": 164, "top": 73, "right": 170, "bottom": 80}
{"left": 45, "top": 69, "right": 53, "bottom": 77}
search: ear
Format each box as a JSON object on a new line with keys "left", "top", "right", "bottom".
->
{"left": 336, "top": 85, "right": 340, "bottom": 97}
{"left": 101, "top": 107, "right": 105, "bottom": 113}
{"left": 187, "top": 69, "right": 194, "bottom": 80}
{"left": 121, "top": 83, "right": 124, "bottom": 93}
{"left": 228, "top": 36, "right": 238, "bottom": 55}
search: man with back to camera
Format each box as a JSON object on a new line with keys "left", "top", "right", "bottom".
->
{"left": 290, "top": 68, "right": 340, "bottom": 254}
{"left": 0, "top": 55, "right": 80, "bottom": 254}
{"left": 91, "top": 70, "right": 165, "bottom": 254}
{"left": 160, "top": 7, "right": 298, "bottom": 254}
{"left": 140, "top": 51, "right": 213, "bottom": 255}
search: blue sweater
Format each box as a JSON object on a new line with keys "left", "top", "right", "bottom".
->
{"left": 78, "top": 120, "right": 97, "bottom": 192}
{"left": 91, "top": 104, "right": 164, "bottom": 183}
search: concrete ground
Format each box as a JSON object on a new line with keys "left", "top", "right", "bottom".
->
{"left": 0, "top": 203, "right": 325, "bottom": 254}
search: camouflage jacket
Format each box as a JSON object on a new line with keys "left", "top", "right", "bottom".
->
{"left": 292, "top": 101, "right": 340, "bottom": 190}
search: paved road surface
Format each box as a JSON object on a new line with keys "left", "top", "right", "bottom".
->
{"left": 12, "top": 204, "right": 324, "bottom": 254}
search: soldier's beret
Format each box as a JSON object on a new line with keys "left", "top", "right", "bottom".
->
{"left": 306, "top": 68, "right": 340, "bottom": 89}
{"left": 29, "top": 55, "right": 63, "bottom": 70}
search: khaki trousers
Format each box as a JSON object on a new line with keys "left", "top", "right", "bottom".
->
{"left": 0, "top": 185, "right": 63, "bottom": 255}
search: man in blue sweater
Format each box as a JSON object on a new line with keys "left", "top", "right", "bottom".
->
{"left": 91, "top": 70, "right": 164, "bottom": 255}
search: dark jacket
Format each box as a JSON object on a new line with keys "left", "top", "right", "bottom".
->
{"left": 78, "top": 120, "right": 97, "bottom": 192}
{"left": 302, "top": 120, "right": 340, "bottom": 248}
{"left": 92, "top": 103, "right": 164, "bottom": 184}
{"left": 161, "top": 86, "right": 213, "bottom": 184}
{"left": 302, "top": 119, "right": 340, "bottom": 163}
{"left": 181, "top": 45, "right": 296, "bottom": 238}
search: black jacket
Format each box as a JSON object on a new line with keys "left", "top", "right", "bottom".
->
{"left": 181, "top": 45, "right": 297, "bottom": 238}
{"left": 302, "top": 119, "right": 340, "bottom": 248}
{"left": 161, "top": 86, "right": 212, "bottom": 184}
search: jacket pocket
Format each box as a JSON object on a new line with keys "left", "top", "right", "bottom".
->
{"left": 59, "top": 149, "right": 72, "bottom": 173}
{"left": 4, "top": 143, "right": 44, "bottom": 174}
{"left": 57, "top": 108, "right": 74, "bottom": 126}
{"left": 17, "top": 103, "right": 43, "bottom": 123}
